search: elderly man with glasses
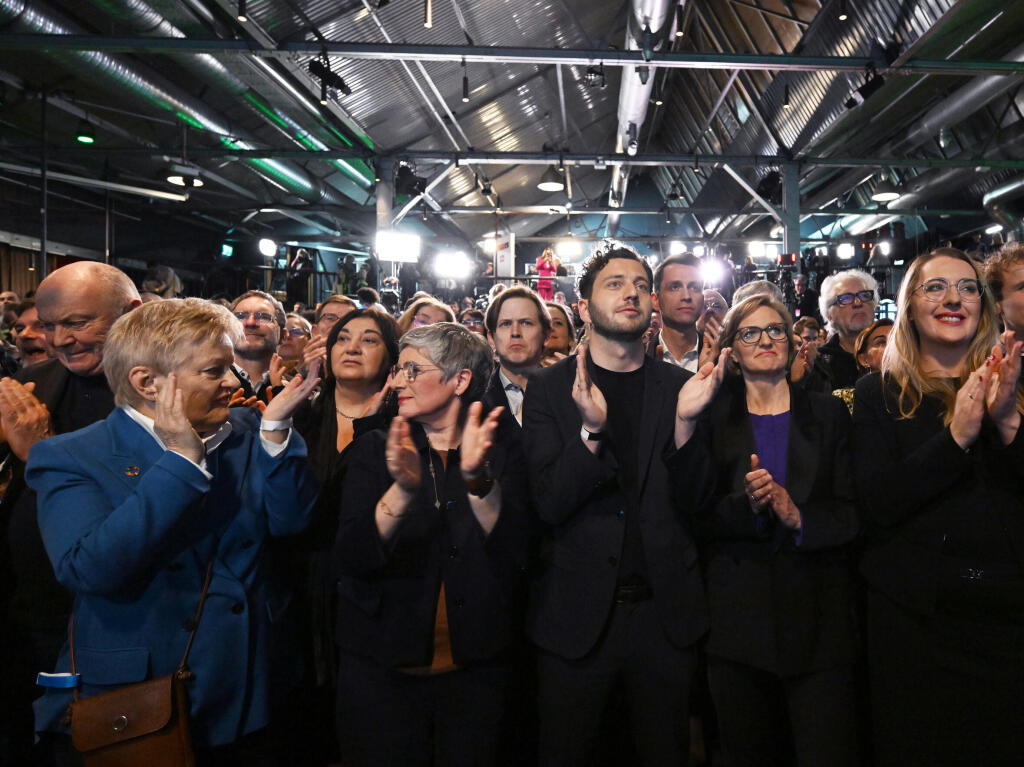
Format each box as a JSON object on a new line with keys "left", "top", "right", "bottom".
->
{"left": 809, "top": 269, "right": 879, "bottom": 391}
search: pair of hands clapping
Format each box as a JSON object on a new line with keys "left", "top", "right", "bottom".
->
{"left": 385, "top": 402, "right": 504, "bottom": 492}
{"left": 744, "top": 453, "right": 801, "bottom": 530}
{"left": 570, "top": 341, "right": 732, "bottom": 448}
{"left": 950, "top": 330, "right": 1023, "bottom": 449}
{"left": 153, "top": 359, "right": 322, "bottom": 465}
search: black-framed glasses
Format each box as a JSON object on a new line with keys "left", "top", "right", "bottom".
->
{"left": 391, "top": 362, "right": 441, "bottom": 382}
{"left": 830, "top": 290, "right": 874, "bottom": 307}
{"left": 461, "top": 318, "right": 484, "bottom": 328}
{"left": 734, "top": 323, "right": 788, "bottom": 345}
{"left": 234, "top": 310, "right": 276, "bottom": 324}
{"left": 914, "top": 277, "right": 983, "bottom": 303}
{"left": 285, "top": 327, "right": 310, "bottom": 338}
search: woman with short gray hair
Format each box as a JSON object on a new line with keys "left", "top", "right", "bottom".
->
{"left": 334, "top": 322, "right": 531, "bottom": 767}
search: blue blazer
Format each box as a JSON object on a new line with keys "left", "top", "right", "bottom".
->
{"left": 25, "top": 407, "right": 317, "bottom": 747}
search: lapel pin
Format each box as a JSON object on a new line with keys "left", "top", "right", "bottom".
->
{"left": 125, "top": 466, "right": 141, "bottom": 477}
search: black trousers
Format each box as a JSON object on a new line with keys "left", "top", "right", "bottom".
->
{"left": 536, "top": 599, "right": 695, "bottom": 767}
{"left": 706, "top": 655, "right": 859, "bottom": 767}
{"left": 335, "top": 650, "right": 511, "bottom": 767}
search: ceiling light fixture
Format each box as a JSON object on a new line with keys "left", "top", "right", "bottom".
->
{"left": 424, "top": 0, "right": 433, "bottom": 28}
{"left": 838, "top": 0, "right": 848, "bottom": 21}
{"left": 537, "top": 166, "right": 565, "bottom": 193}
{"left": 870, "top": 177, "right": 900, "bottom": 203}
{"left": 461, "top": 58, "right": 469, "bottom": 103}
{"left": 166, "top": 164, "right": 204, "bottom": 188}
{"left": 75, "top": 121, "right": 95, "bottom": 144}
{"left": 626, "top": 122, "right": 639, "bottom": 157}
{"left": 783, "top": 84, "right": 791, "bottom": 109}
{"left": 310, "top": 55, "right": 351, "bottom": 107}
{"left": 236, "top": 0, "right": 248, "bottom": 23}
{"left": 583, "top": 64, "right": 607, "bottom": 89}
{"left": 675, "top": 4, "right": 684, "bottom": 37}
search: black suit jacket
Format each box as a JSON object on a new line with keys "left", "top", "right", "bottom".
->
{"left": 522, "top": 353, "right": 708, "bottom": 660}
{"left": 677, "top": 377, "right": 859, "bottom": 676}
{"left": 334, "top": 421, "right": 532, "bottom": 668}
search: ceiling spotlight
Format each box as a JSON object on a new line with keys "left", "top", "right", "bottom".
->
{"left": 258, "top": 238, "right": 277, "bottom": 257}
{"left": 310, "top": 56, "right": 352, "bottom": 105}
{"left": 844, "top": 65, "right": 884, "bottom": 109}
{"left": 166, "top": 164, "right": 204, "bottom": 188}
{"left": 783, "top": 84, "right": 791, "bottom": 109}
{"left": 675, "top": 4, "right": 684, "bottom": 37}
{"left": 236, "top": 0, "right": 248, "bottom": 22}
{"left": 838, "top": 0, "right": 848, "bottom": 21}
{"left": 665, "top": 208, "right": 672, "bottom": 225}
{"left": 75, "top": 121, "right": 95, "bottom": 144}
{"left": 537, "top": 166, "right": 565, "bottom": 193}
{"left": 626, "top": 122, "right": 639, "bottom": 157}
{"left": 424, "top": 0, "right": 433, "bottom": 28}
{"left": 583, "top": 64, "right": 607, "bottom": 89}
{"left": 986, "top": 223, "right": 1004, "bottom": 235}
{"left": 461, "top": 59, "right": 469, "bottom": 103}
{"left": 652, "top": 91, "right": 664, "bottom": 107}
{"left": 870, "top": 178, "right": 900, "bottom": 203}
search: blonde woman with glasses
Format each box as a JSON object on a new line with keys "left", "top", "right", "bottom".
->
{"left": 852, "top": 247, "right": 1024, "bottom": 767}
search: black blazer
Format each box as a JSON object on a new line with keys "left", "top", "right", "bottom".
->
{"left": 334, "top": 421, "right": 532, "bottom": 668}
{"left": 853, "top": 372, "right": 1024, "bottom": 615}
{"left": 522, "top": 353, "right": 708, "bottom": 660}
{"left": 678, "top": 377, "right": 859, "bottom": 676}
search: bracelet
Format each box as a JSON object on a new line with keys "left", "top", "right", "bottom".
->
{"left": 580, "top": 425, "right": 605, "bottom": 441}
{"left": 260, "top": 417, "right": 293, "bottom": 432}
{"left": 379, "top": 499, "right": 406, "bottom": 518}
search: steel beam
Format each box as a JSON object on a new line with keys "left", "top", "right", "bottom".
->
{"left": 2, "top": 35, "right": 1023, "bottom": 76}
{"left": 439, "top": 205, "right": 981, "bottom": 217}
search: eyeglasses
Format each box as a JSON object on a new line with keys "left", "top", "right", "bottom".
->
{"left": 734, "top": 323, "right": 788, "bottom": 345}
{"left": 234, "top": 311, "right": 276, "bottom": 324}
{"left": 914, "top": 277, "right": 983, "bottom": 303}
{"left": 461, "top": 319, "right": 484, "bottom": 328}
{"left": 391, "top": 362, "right": 441, "bottom": 382}
{"left": 829, "top": 290, "right": 875, "bottom": 307}
{"left": 285, "top": 327, "right": 310, "bottom": 338}
{"left": 317, "top": 313, "right": 344, "bottom": 326}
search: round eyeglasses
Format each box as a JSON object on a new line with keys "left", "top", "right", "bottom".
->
{"left": 913, "top": 277, "right": 982, "bottom": 303}
{"left": 391, "top": 362, "right": 441, "bottom": 382}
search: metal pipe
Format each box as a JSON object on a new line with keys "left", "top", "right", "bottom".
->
{"left": 5, "top": 35, "right": 1024, "bottom": 76}
{"left": 0, "top": 0, "right": 351, "bottom": 207}
{"left": 0, "top": 161, "right": 191, "bottom": 201}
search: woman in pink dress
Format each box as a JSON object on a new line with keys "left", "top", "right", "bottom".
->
{"left": 535, "top": 247, "right": 560, "bottom": 301}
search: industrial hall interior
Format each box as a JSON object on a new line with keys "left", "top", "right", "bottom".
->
{"left": 1, "top": 1, "right": 1024, "bottom": 767}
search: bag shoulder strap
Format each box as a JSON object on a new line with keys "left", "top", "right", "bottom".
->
{"left": 68, "top": 548, "right": 218, "bottom": 694}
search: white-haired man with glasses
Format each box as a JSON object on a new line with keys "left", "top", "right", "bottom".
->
{"left": 811, "top": 269, "right": 879, "bottom": 390}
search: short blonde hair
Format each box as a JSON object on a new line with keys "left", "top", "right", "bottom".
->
{"left": 715, "top": 293, "right": 795, "bottom": 375}
{"left": 104, "top": 298, "right": 243, "bottom": 406}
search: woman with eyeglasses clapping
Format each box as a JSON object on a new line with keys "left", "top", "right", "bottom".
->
{"left": 852, "top": 247, "right": 1024, "bottom": 767}
{"left": 673, "top": 293, "right": 861, "bottom": 767}
{"left": 333, "top": 322, "right": 531, "bottom": 767}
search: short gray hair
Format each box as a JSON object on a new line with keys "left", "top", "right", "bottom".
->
{"left": 819, "top": 269, "right": 878, "bottom": 330}
{"left": 733, "top": 279, "right": 783, "bottom": 305}
{"left": 400, "top": 322, "right": 494, "bottom": 403}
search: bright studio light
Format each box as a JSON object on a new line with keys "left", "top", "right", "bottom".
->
{"left": 986, "top": 223, "right": 1004, "bottom": 235}
{"left": 376, "top": 230, "right": 421, "bottom": 263}
{"left": 700, "top": 260, "right": 725, "bottom": 285}
{"left": 258, "top": 238, "right": 277, "bottom": 257}
{"left": 434, "top": 250, "right": 475, "bottom": 280}
{"left": 555, "top": 239, "right": 583, "bottom": 259}
{"left": 879, "top": 240, "right": 892, "bottom": 256}
{"left": 747, "top": 241, "right": 764, "bottom": 259}
{"left": 668, "top": 240, "right": 686, "bottom": 256}
{"left": 693, "top": 245, "right": 706, "bottom": 257}
{"left": 837, "top": 243, "right": 855, "bottom": 260}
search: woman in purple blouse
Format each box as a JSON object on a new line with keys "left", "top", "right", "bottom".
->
{"left": 674, "top": 293, "right": 861, "bottom": 767}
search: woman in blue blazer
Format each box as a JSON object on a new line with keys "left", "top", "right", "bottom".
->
{"left": 26, "top": 298, "right": 319, "bottom": 760}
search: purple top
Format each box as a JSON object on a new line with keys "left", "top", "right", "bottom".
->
{"left": 750, "top": 412, "right": 790, "bottom": 490}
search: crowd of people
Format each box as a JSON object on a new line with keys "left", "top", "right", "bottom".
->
{"left": 0, "top": 241, "right": 1022, "bottom": 767}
